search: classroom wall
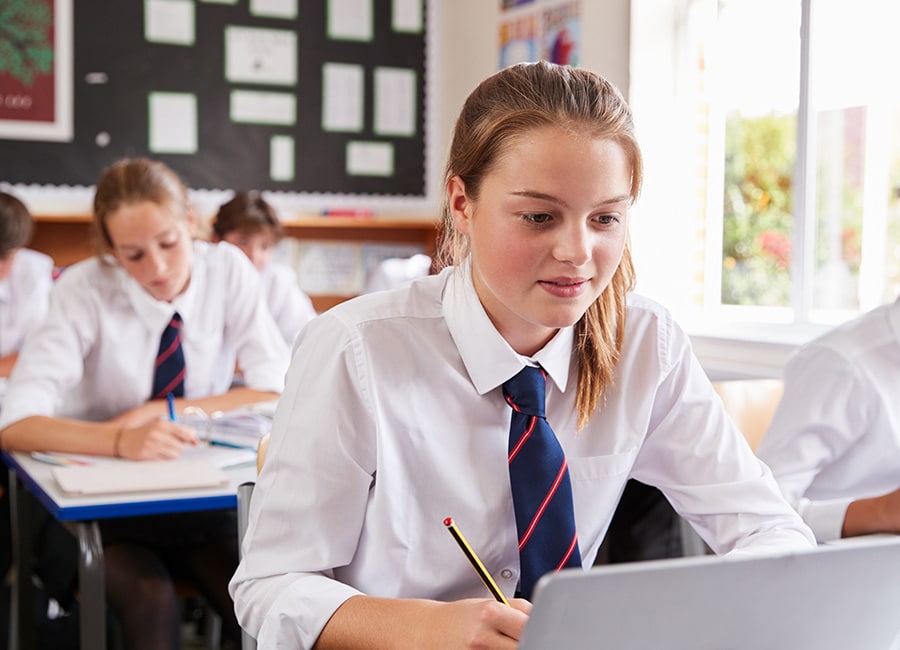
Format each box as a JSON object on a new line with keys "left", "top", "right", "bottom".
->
{"left": 432, "top": 0, "right": 632, "bottom": 191}
{"left": 5, "top": 1, "right": 631, "bottom": 216}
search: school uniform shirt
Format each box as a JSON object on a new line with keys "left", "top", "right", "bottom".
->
{"left": 0, "top": 248, "right": 53, "bottom": 356}
{"left": 230, "top": 262, "right": 815, "bottom": 649}
{"left": 757, "top": 296, "right": 900, "bottom": 542}
{"left": 363, "top": 253, "right": 433, "bottom": 294}
{"left": 0, "top": 240, "right": 289, "bottom": 427}
{"left": 260, "top": 262, "right": 316, "bottom": 348}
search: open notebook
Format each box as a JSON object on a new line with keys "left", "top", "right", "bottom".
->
{"left": 519, "top": 535, "right": 900, "bottom": 650}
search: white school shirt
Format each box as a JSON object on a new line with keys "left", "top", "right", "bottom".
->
{"left": 260, "top": 262, "right": 316, "bottom": 347}
{"left": 757, "top": 296, "right": 900, "bottom": 542}
{"left": 0, "top": 240, "right": 289, "bottom": 427}
{"left": 230, "top": 263, "right": 814, "bottom": 649}
{"left": 0, "top": 248, "right": 53, "bottom": 356}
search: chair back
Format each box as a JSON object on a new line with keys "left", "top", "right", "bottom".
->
{"left": 236, "top": 432, "right": 269, "bottom": 649}
{"left": 712, "top": 379, "right": 784, "bottom": 451}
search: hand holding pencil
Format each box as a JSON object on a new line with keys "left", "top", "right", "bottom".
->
{"left": 444, "top": 517, "right": 511, "bottom": 606}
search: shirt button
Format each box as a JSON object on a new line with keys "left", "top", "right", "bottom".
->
{"left": 500, "top": 569, "right": 514, "bottom": 580}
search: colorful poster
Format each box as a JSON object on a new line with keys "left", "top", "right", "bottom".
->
{"left": 501, "top": 0, "right": 535, "bottom": 10}
{"left": 499, "top": 14, "right": 537, "bottom": 68}
{"left": 0, "top": 0, "right": 72, "bottom": 141}
{"left": 542, "top": 1, "right": 580, "bottom": 67}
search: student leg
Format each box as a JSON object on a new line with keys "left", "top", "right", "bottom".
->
{"left": 169, "top": 536, "right": 243, "bottom": 646}
{"left": 165, "top": 510, "right": 243, "bottom": 646}
{"left": 105, "top": 544, "right": 180, "bottom": 650}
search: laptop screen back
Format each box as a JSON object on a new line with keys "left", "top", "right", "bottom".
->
{"left": 520, "top": 535, "right": 900, "bottom": 650}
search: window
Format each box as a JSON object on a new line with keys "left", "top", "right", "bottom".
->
{"left": 630, "top": 0, "right": 900, "bottom": 373}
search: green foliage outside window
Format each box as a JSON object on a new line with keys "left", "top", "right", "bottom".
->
{"left": 722, "top": 113, "right": 795, "bottom": 306}
{"left": 0, "top": 0, "right": 53, "bottom": 86}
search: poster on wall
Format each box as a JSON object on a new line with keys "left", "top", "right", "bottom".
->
{"left": 501, "top": 0, "right": 535, "bottom": 10}
{"left": 499, "top": 14, "right": 537, "bottom": 68}
{"left": 497, "top": 0, "right": 581, "bottom": 70}
{"left": 0, "top": 0, "right": 73, "bottom": 141}
{"left": 542, "top": 1, "right": 580, "bottom": 67}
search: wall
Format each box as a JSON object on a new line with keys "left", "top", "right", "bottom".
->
{"left": 432, "top": 0, "right": 632, "bottom": 184}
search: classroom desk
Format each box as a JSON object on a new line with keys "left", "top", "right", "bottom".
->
{"left": 3, "top": 450, "right": 256, "bottom": 650}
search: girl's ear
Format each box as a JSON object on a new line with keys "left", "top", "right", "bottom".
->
{"left": 447, "top": 175, "right": 473, "bottom": 235}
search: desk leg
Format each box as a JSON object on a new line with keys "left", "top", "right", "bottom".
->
{"left": 8, "top": 468, "right": 34, "bottom": 650}
{"left": 76, "top": 522, "right": 106, "bottom": 649}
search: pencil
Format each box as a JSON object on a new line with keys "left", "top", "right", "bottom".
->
{"left": 443, "top": 517, "right": 510, "bottom": 605}
{"left": 167, "top": 392, "right": 176, "bottom": 422}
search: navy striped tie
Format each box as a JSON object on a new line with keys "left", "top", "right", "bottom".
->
{"left": 504, "top": 365, "right": 581, "bottom": 599}
{"left": 152, "top": 312, "right": 185, "bottom": 399}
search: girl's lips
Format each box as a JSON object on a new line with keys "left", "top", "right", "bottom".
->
{"left": 538, "top": 277, "right": 590, "bottom": 297}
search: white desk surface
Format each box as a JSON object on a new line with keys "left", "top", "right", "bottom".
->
{"left": 3, "top": 450, "right": 256, "bottom": 521}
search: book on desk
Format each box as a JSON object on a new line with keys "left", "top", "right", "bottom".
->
{"left": 25, "top": 405, "right": 271, "bottom": 496}
{"left": 179, "top": 406, "right": 273, "bottom": 450}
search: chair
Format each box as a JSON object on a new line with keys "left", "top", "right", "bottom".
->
{"left": 712, "top": 378, "right": 784, "bottom": 452}
{"left": 236, "top": 433, "right": 269, "bottom": 650}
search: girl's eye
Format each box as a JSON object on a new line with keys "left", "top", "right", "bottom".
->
{"left": 524, "top": 212, "right": 552, "bottom": 224}
{"left": 126, "top": 252, "right": 143, "bottom": 262}
{"left": 595, "top": 214, "right": 620, "bottom": 225}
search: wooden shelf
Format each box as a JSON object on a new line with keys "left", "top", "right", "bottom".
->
{"left": 30, "top": 213, "right": 440, "bottom": 311}
{"left": 31, "top": 215, "right": 97, "bottom": 267}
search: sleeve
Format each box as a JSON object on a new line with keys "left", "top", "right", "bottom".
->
{"left": 220, "top": 247, "right": 291, "bottom": 393}
{"left": 21, "top": 250, "right": 54, "bottom": 338}
{"left": 263, "top": 264, "right": 317, "bottom": 347}
{"left": 0, "top": 271, "right": 94, "bottom": 429}
{"left": 756, "top": 346, "right": 867, "bottom": 541}
{"left": 627, "top": 311, "right": 815, "bottom": 554}
{"left": 229, "top": 310, "right": 376, "bottom": 648}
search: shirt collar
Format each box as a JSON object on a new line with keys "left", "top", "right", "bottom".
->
{"left": 118, "top": 242, "right": 198, "bottom": 328}
{"left": 442, "top": 259, "right": 573, "bottom": 396}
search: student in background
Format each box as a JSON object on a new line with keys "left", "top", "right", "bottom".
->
{"left": 0, "top": 158, "right": 290, "bottom": 650}
{"left": 231, "top": 61, "right": 814, "bottom": 649}
{"left": 0, "top": 191, "right": 54, "bottom": 378}
{"left": 363, "top": 252, "right": 434, "bottom": 294}
{"left": 758, "top": 296, "right": 900, "bottom": 542}
{"left": 213, "top": 190, "right": 316, "bottom": 348}
{"left": 0, "top": 191, "right": 78, "bottom": 648}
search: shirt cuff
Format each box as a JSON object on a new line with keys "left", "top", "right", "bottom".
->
{"left": 257, "top": 575, "right": 362, "bottom": 649}
{"left": 799, "top": 497, "right": 853, "bottom": 542}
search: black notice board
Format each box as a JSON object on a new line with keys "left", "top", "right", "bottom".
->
{"left": 0, "top": 0, "right": 427, "bottom": 196}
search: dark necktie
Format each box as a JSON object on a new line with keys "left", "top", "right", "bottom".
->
{"left": 152, "top": 312, "right": 185, "bottom": 399}
{"left": 504, "top": 365, "right": 581, "bottom": 599}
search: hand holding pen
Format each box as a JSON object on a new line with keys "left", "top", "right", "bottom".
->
{"left": 106, "top": 393, "right": 197, "bottom": 460}
{"left": 444, "top": 517, "right": 510, "bottom": 605}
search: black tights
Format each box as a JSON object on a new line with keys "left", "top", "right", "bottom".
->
{"left": 102, "top": 512, "right": 243, "bottom": 650}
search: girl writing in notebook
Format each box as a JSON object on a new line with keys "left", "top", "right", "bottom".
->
{"left": 0, "top": 157, "right": 290, "bottom": 649}
{"left": 230, "top": 62, "right": 815, "bottom": 649}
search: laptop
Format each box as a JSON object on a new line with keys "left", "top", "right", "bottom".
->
{"left": 520, "top": 534, "right": 900, "bottom": 650}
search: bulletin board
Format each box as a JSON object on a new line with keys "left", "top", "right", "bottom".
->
{"left": 0, "top": 0, "right": 428, "bottom": 197}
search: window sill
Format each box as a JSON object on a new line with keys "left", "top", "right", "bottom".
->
{"left": 687, "top": 322, "right": 832, "bottom": 381}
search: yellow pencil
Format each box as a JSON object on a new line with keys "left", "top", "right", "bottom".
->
{"left": 444, "top": 517, "right": 511, "bottom": 606}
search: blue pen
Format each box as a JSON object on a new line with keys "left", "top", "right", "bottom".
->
{"left": 210, "top": 439, "right": 255, "bottom": 450}
{"left": 167, "top": 392, "right": 176, "bottom": 421}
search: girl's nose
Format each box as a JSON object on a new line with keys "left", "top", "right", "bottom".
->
{"left": 146, "top": 248, "right": 167, "bottom": 273}
{"left": 554, "top": 223, "right": 592, "bottom": 266}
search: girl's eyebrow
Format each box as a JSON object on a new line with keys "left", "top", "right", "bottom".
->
{"left": 509, "top": 190, "right": 632, "bottom": 209}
